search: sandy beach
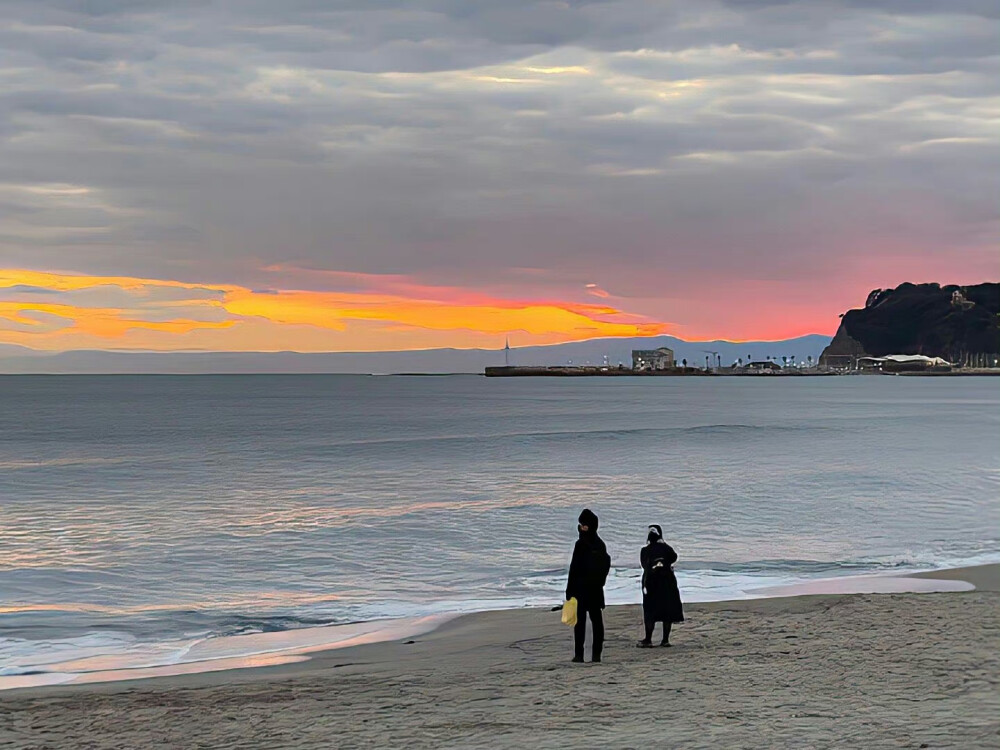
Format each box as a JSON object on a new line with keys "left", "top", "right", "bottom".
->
{"left": 1, "top": 565, "right": 996, "bottom": 749}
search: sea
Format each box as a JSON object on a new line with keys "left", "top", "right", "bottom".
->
{"left": 1, "top": 374, "right": 998, "bottom": 686}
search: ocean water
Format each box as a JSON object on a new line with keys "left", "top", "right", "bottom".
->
{"left": 1, "top": 374, "right": 998, "bottom": 683}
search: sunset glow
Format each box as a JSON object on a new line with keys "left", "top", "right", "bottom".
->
{"left": 0, "top": 269, "right": 671, "bottom": 352}
{"left": 0, "top": 1, "right": 994, "bottom": 354}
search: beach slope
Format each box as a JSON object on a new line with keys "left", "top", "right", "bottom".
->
{"left": 3, "top": 565, "right": 998, "bottom": 749}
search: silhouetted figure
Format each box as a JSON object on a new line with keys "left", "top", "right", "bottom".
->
{"left": 638, "top": 525, "right": 684, "bottom": 647}
{"left": 566, "top": 508, "right": 611, "bottom": 663}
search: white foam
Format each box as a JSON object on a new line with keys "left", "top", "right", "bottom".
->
{"left": 3, "top": 562, "right": 991, "bottom": 692}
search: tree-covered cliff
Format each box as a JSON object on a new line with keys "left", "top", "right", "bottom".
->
{"left": 819, "top": 282, "right": 1000, "bottom": 366}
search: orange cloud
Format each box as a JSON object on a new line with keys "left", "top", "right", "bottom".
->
{"left": 0, "top": 268, "right": 228, "bottom": 294}
{"left": 0, "top": 301, "right": 235, "bottom": 339}
{"left": 0, "top": 268, "right": 671, "bottom": 352}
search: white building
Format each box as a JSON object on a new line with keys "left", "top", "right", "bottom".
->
{"left": 632, "top": 347, "right": 675, "bottom": 371}
{"left": 857, "top": 354, "right": 952, "bottom": 372}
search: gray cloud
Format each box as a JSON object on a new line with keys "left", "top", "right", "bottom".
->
{"left": 0, "top": 0, "right": 996, "bottom": 333}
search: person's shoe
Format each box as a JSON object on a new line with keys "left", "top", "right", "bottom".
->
{"left": 636, "top": 640, "right": 653, "bottom": 648}
{"left": 571, "top": 655, "right": 584, "bottom": 663}
{"left": 591, "top": 655, "right": 602, "bottom": 663}
{"left": 660, "top": 641, "right": 672, "bottom": 648}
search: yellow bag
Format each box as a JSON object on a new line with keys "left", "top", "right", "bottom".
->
{"left": 561, "top": 597, "right": 578, "bottom": 626}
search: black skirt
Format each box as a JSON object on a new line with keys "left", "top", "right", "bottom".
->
{"left": 643, "top": 571, "right": 684, "bottom": 623}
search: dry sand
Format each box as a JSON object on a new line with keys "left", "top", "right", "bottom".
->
{"left": 2, "top": 565, "right": 998, "bottom": 749}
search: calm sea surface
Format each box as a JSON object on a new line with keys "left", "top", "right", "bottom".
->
{"left": 1, "top": 375, "right": 998, "bottom": 677}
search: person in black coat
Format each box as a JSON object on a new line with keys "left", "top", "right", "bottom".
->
{"left": 638, "top": 525, "right": 684, "bottom": 648}
{"left": 566, "top": 508, "right": 611, "bottom": 663}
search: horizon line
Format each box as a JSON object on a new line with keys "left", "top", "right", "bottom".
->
{"left": 1, "top": 332, "right": 832, "bottom": 357}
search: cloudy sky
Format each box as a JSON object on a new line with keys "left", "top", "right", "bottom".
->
{"left": 0, "top": 0, "right": 997, "bottom": 352}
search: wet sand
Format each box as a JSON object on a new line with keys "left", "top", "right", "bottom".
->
{"left": 3, "top": 564, "right": 998, "bottom": 749}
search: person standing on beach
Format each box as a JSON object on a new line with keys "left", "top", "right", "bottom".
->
{"left": 637, "top": 525, "right": 684, "bottom": 648}
{"left": 566, "top": 508, "right": 612, "bottom": 663}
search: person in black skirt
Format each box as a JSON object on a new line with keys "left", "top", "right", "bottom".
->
{"left": 637, "top": 524, "right": 684, "bottom": 647}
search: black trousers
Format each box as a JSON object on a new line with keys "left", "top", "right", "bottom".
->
{"left": 643, "top": 618, "right": 672, "bottom": 644}
{"left": 573, "top": 603, "right": 604, "bottom": 660}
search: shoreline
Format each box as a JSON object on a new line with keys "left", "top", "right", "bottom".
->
{"left": 3, "top": 564, "right": 996, "bottom": 748}
{"left": 485, "top": 366, "right": 1000, "bottom": 377}
{"left": 4, "top": 563, "right": 995, "bottom": 696}
{"left": 4, "top": 369, "right": 998, "bottom": 377}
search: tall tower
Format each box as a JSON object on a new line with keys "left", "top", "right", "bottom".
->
{"left": 504, "top": 337, "right": 511, "bottom": 367}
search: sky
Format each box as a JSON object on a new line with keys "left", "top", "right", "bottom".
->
{"left": 0, "top": 0, "right": 997, "bottom": 353}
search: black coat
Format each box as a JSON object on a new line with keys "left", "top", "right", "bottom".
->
{"left": 566, "top": 533, "right": 611, "bottom": 608}
{"left": 640, "top": 541, "right": 684, "bottom": 623}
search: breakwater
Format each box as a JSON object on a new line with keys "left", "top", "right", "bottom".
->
{"left": 487, "top": 366, "right": 718, "bottom": 377}
{"left": 484, "top": 366, "right": 997, "bottom": 377}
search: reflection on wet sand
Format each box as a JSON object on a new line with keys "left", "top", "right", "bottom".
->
{"left": 0, "top": 614, "right": 449, "bottom": 691}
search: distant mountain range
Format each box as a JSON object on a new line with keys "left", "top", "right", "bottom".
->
{"left": 0, "top": 335, "right": 831, "bottom": 374}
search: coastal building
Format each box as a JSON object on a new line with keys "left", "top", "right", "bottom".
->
{"left": 820, "top": 353, "right": 857, "bottom": 370}
{"left": 951, "top": 289, "right": 975, "bottom": 311}
{"left": 857, "top": 354, "right": 952, "bottom": 373}
{"left": 746, "top": 360, "right": 782, "bottom": 371}
{"left": 631, "top": 347, "right": 675, "bottom": 371}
